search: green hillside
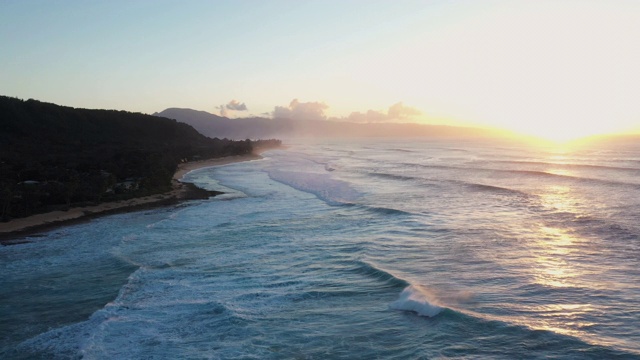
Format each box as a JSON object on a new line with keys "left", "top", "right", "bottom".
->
{"left": 0, "top": 96, "right": 253, "bottom": 220}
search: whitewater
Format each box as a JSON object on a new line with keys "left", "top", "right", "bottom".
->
{"left": 1, "top": 139, "right": 639, "bottom": 359}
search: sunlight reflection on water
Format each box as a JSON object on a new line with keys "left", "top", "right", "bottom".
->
{"left": 540, "top": 185, "right": 581, "bottom": 215}
{"left": 505, "top": 182, "right": 608, "bottom": 344}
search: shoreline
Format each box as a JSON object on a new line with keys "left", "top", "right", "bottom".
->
{"left": 0, "top": 153, "right": 263, "bottom": 244}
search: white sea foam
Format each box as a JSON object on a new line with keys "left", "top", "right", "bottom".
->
{"left": 390, "top": 285, "right": 444, "bottom": 317}
{"left": 266, "top": 168, "right": 360, "bottom": 205}
{"left": 4, "top": 140, "right": 640, "bottom": 359}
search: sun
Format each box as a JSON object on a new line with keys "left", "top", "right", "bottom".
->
{"left": 514, "top": 122, "right": 605, "bottom": 144}
{"left": 511, "top": 119, "right": 640, "bottom": 144}
{"left": 383, "top": 1, "right": 640, "bottom": 146}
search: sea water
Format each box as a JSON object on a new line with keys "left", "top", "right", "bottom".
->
{"left": 1, "top": 139, "right": 639, "bottom": 359}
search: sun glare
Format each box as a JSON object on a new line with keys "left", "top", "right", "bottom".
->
{"left": 373, "top": 1, "right": 640, "bottom": 145}
{"left": 504, "top": 121, "right": 640, "bottom": 146}
{"left": 510, "top": 122, "right": 616, "bottom": 144}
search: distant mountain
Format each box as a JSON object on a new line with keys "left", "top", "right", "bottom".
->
{"left": 153, "top": 108, "right": 502, "bottom": 140}
{"left": 0, "top": 96, "right": 253, "bottom": 219}
{"left": 153, "top": 108, "right": 290, "bottom": 140}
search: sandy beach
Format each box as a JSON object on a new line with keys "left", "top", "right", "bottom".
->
{"left": 0, "top": 153, "right": 262, "bottom": 240}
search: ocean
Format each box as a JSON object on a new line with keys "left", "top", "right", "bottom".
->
{"left": 1, "top": 139, "right": 639, "bottom": 359}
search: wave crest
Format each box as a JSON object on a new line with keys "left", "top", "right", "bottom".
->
{"left": 390, "top": 285, "right": 444, "bottom": 317}
{"left": 266, "top": 169, "right": 360, "bottom": 205}
{"left": 350, "top": 261, "right": 409, "bottom": 289}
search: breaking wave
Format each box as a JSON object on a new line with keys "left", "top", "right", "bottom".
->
{"left": 390, "top": 285, "right": 445, "bottom": 317}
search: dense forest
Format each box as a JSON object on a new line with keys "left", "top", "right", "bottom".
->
{"left": 0, "top": 96, "right": 280, "bottom": 220}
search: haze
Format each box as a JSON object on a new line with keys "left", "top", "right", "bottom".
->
{"left": 1, "top": 0, "right": 639, "bottom": 142}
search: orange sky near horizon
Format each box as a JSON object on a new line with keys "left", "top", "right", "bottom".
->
{"left": 1, "top": 1, "right": 639, "bottom": 142}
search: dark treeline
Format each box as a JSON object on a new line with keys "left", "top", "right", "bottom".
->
{"left": 0, "top": 96, "right": 280, "bottom": 220}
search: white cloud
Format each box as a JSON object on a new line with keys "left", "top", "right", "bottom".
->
{"left": 217, "top": 99, "right": 248, "bottom": 117}
{"left": 226, "top": 100, "right": 247, "bottom": 111}
{"left": 273, "top": 99, "right": 329, "bottom": 121}
{"left": 342, "top": 102, "right": 421, "bottom": 123}
{"left": 218, "top": 104, "right": 228, "bottom": 117}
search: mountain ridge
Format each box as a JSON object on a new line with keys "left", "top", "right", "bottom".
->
{"left": 153, "top": 107, "right": 502, "bottom": 140}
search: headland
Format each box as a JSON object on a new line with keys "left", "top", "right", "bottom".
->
{"left": 0, "top": 153, "right": 263, "bottom": 244}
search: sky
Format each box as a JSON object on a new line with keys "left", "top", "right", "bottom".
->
{"left": 1, "top": 0, "right": 639, "bottom": 141}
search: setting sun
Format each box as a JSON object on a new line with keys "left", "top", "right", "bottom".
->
{"left": 2, "top": 1, "right": 639, "bottom": 142}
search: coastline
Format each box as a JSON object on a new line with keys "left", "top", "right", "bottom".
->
{"left": 0, "top": 153, "right": 263, "bottom": 244}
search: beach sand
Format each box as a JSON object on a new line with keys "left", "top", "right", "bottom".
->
{"left": 0, "top": 153, "right": 262, "bottom": 241}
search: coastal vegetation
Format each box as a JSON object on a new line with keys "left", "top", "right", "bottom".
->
{"left": 0, "top": 96, "right": 281, "bottom": 221}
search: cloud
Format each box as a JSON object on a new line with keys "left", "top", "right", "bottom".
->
{"left": 270, "top": 99, "right": 421, "bottom": 123}
{"left": 217, "top": 99, "right": 248, "bottom": 117}
{"left": 225, "top": 99, "right": 248, "bottom": 111}
{"left": 344, "top": 109, "right": 388, "bottom": 123}
{"left": 273, "top": 99, "right": 329, "bottom": 121}
{"left": 388, "top": 102, "right": 420, "bottom": 119}
{"left": 342, "top": 102, "right": 421, "bottom": 123}
{"left": 218, "top": 104, "right": 228, "bottom": 117}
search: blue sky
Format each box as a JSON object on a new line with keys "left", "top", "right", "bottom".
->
{"left": 2, "top": 0, "right": 639, "bottom": 140}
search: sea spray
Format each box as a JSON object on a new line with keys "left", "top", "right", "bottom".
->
{"left": 3, "top": 140, "right": 640, "bottom": 358}
{"left": 265, "top": 168, "right": 360, "bottom": 205}
{"left": 390, "top": 285, "right": 444, "bottom": 317}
